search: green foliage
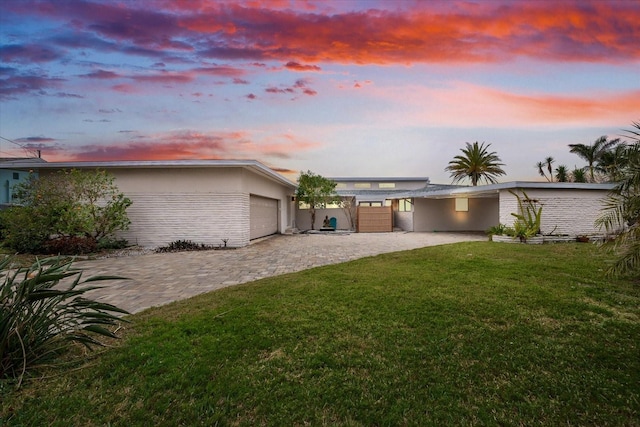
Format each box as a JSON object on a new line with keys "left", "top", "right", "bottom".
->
{"left": 1, "top": 169, "right": 132, "bottom": 254}
{"left": 0, "top": 256, "right": 129, "bottom": 387}
{"left": 569, "top": 136, "right": 620, "bottom": 182}
{"left": 572, "top": 167, "right": 587, "bottom": 183}
{"left": 509, "top": 190, "right": 542, "bottom": 241}
{"left": 485, "top": 223, "right": 508, "bottom": 236}
{"left": 445, "top": 141, "right": 506, "bottom": 186}
{"left": 554, "top": 164, "right": 569, "bottom": 182}
{"left": 596, "top": 121, "right": 640, "bottom": 277}
{"left": 295, "top": 170, "right": 339, "bottom": 230}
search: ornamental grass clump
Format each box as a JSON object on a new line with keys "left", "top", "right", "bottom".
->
{"left": 0, "top": 256, "right": 129, "bottom": 387}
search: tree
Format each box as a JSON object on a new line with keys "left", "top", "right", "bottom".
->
{"left": 339, "top": 196, "right": 357, "bottom": 231}
{"left": 569, "top": 136, "right": 619, "bottom": 182}
{"left": 572, "top": 167, "right": 587, "bottom": 183}
{"left": 536, "top": 157, "right": 555, "bottom": 182}
{"left": 597, "top": 141, "right": 627, "bottom": 182}
{"left": 445, "top": 142, "right": 506, "bottom": 186}
{"left": 555, "top": 165, "right": 569, "bottom": 182}
{"left": 1, "top": 169, "right": 132, "bottom": 253}
{"left": 295, "top": 171, "right": 339, "bottom": 230}
{"left": 596, "top": 121, "right": 640, "bottom": 277}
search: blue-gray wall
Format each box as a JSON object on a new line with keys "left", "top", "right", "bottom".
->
{"left": 0, "top": 169, "right": 34, "bottom": 204}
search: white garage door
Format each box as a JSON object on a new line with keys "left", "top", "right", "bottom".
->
{"left": 250, "top": 195, "right": 278, "bottom": 240}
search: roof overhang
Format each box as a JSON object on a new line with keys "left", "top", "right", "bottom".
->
{"left": 0, "top": 159, "right": 297, "bottom": 189}
{"left": 388, "top": 181, "right": 616, "bottom": 200}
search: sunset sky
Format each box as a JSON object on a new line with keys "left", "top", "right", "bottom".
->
{"left": 1, "top": 0, "right": 639, "bottom": 183}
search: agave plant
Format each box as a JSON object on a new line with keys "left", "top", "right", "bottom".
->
{"left": 1, "top": 256, "right": 129, "bottom": 386}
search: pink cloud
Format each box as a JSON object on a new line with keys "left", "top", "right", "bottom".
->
{"left": 55, "top": 129, "right": 320, "bottom": 162}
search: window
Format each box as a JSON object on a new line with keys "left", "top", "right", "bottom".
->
{"left": 354, "top": 183, "right": 371, "bottom": 189}
{"left": 378, "top": 183, "right": 395, "bottom": 188}
{"left": 398, "top": 198, "right": 413, "bottom": 212}
{"left": 455, "top": 197, "right": 469, "bottom": 212}
{"left": 298, "top": 201, "right": 310, "bottom": 209}
{"left": 335, "top": 183, "right": 347, "bottom": 189}
{"left": 12, "top": 172, "right": 19, "bottom": 180}
{"left": 359, "top": 201, "right": 382, "bottom": 207}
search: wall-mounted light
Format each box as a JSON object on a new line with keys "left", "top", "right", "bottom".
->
{"left": 455, "top": 197, "right": 469, "bottom": 212}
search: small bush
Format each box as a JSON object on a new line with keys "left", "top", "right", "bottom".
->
{"left": 486, "top": 223, "right": 508, "bottom": 236}
{"left": 0, "top": 256, "right": 129, "bottom": 386}
{"left": 155, "top": 240, "right": 215, "bottom": 253}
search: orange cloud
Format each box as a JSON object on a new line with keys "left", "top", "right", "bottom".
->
{"left": 181, "top": 1, "right": 640, "bottom": 64}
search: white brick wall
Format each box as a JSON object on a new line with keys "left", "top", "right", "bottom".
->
{"left": 116, "top": 192, "right": 249, "bottom": 248}
{"left": 499, "top": 188, "right": 609, "bottom": 235}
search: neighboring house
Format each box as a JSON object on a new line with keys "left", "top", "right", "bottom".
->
{"left": 2, "top": 160, "right": 297, "bottom": 248}
{"left": 0, "top": 157, "right": 44, "bottom": 208}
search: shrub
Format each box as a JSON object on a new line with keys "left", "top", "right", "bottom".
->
{"left": 155, "top": 240, "right": 215, "bottom": 253}
{"left": 0, "top": 256, "right": 129, "bottom": 387}
{"left": 486, "top": 223, "right": 508, "bottom": 236}
{"left": 1, "top": 169, "right": 132, "bottom": 254}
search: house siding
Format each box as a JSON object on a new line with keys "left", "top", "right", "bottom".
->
{"left": 36, "top": 165, "right": 294, "bottom": 248}
{"left": 499, "top": 188, "right": 608, "bottom": 235}
{"left": 393, "top": 211, "right": 413, "bottom": 231}
{"left": 116, "top": 192, "right": 249, "bottom": 248}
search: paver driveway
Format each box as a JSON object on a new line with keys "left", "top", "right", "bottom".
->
{"left": 80, "top": 232, "right": 486, "bottom": 314}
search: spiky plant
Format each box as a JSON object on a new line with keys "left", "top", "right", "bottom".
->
{"left": 596, "top": 121, "right": 640, "bottom": 277}
{"left": 1, "top": 256, "right": 129, "bottom": 387}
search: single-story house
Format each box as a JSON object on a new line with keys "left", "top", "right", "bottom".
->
{"left": 2, "top": 160, "right": 297, "bottom": 248}
{"left": 297, "top": 178, "right": 615, "bottom": 236}
{"left": 0, "top": 157, "right": 45, "bottom": 208}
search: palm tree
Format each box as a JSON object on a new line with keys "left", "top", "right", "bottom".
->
{"left": 545, "top": 157, "right": 554, "bottom": 182}
{"left": 597, "top": 140, "right": 626, "bottom": 182}
{"left": 572, "top": 167, "right": 587, "bottom": 183}
{"left": 536, "top": 161, "right": 549, "bottom": 181}
{"left": 569, "top": 136, "right": 619, "bottom": 182}
{"left": 596, "top": 121, "right": 640, "bottom": 277}
{"left": 555, "top": 165, "right": 569, "bottom": 182}
{"left": 445, "top": 142, "right": 506, "bottom": 186}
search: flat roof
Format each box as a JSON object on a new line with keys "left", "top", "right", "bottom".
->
{"left": 330, "top": 177, "right": 430, "bottom": 182}
{"left": 390, "top": 181, "right": 616, "bottom": 199}
{"left": 1, "top": 159, "right": 296, "bottom": 188}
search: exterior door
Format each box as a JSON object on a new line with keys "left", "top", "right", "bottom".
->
{"left": 250, "top": 195, "right": 278, "bottom": 239}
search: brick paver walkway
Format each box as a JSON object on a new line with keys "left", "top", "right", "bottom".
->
{"left": 79, "top": 232, "right": 486, "bottom": 314}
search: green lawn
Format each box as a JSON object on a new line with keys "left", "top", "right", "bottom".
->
{"left": 2, "top": 242, "right": 639, "bottom": 426}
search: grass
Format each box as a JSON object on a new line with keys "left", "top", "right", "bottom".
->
{"left": 2, "top": 242, "right": 639, "bottom": 426}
